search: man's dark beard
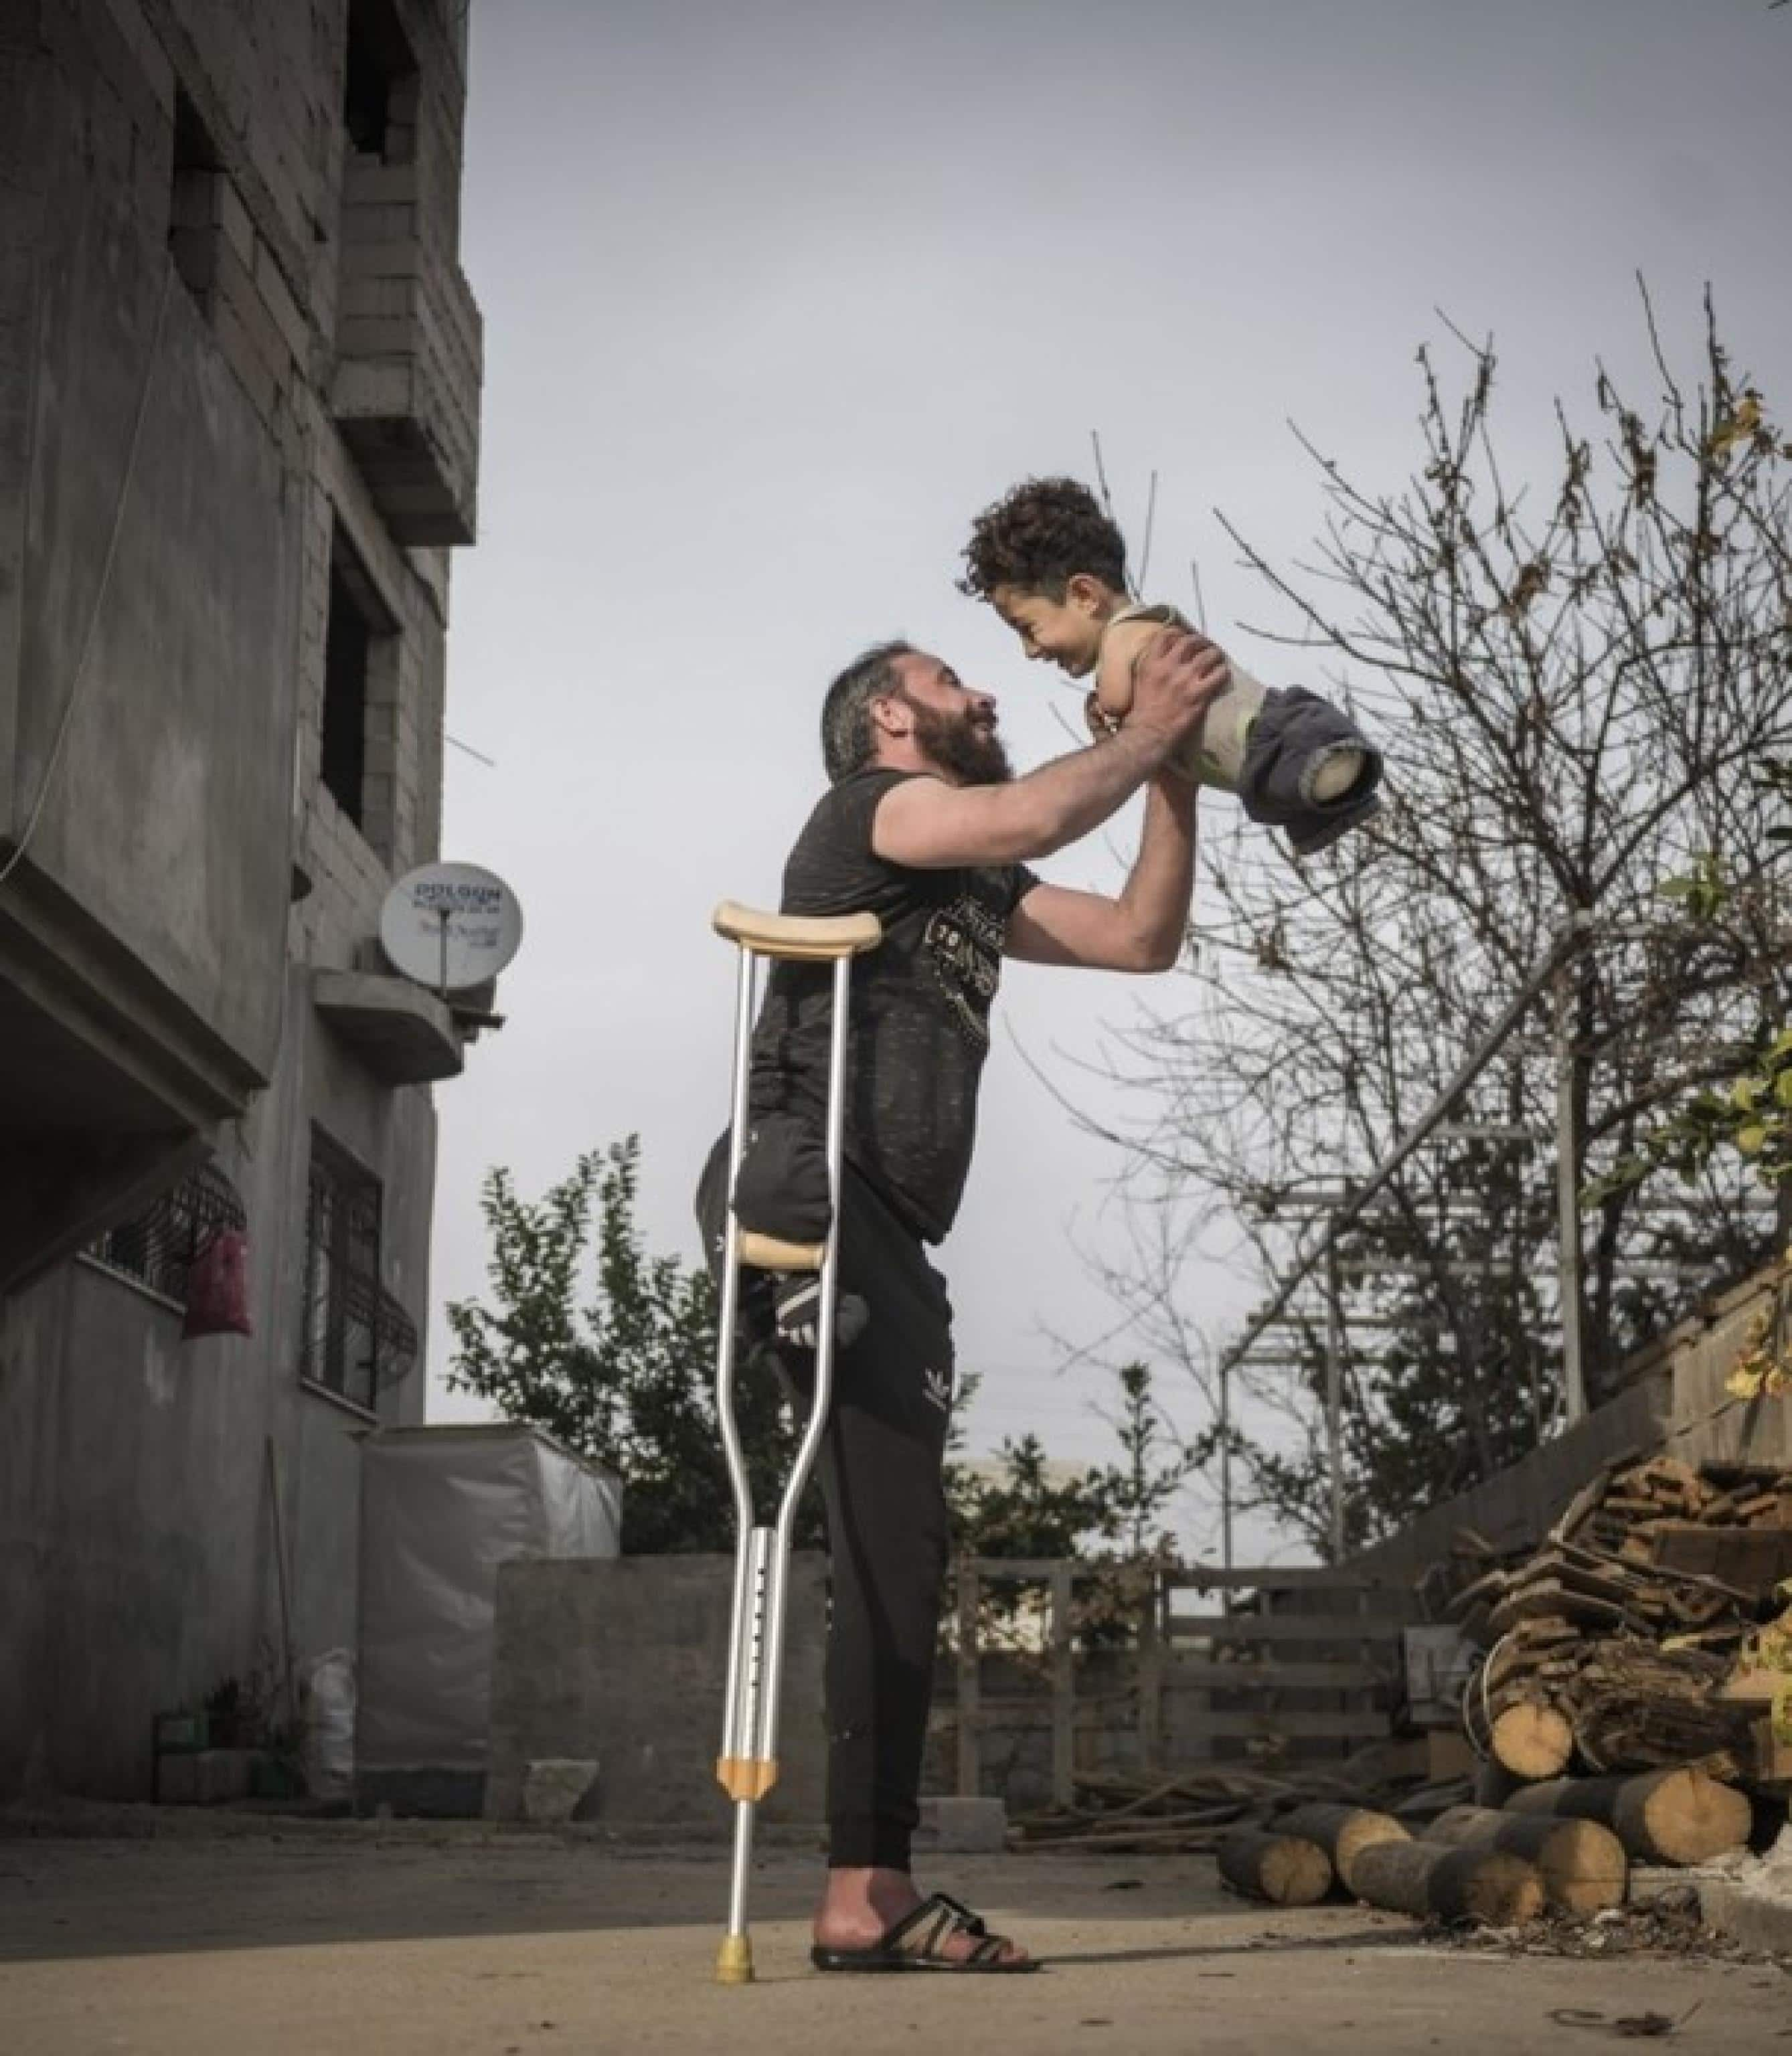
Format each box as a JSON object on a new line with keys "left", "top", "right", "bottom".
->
{"left": 904, "top": 696, "right": 1013, "bottom": 786}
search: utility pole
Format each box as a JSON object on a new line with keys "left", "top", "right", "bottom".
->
{"left": 1554, "top": 957, "right": 1589, "bottom": 1424}
{"left": 1218, "top": 1357, "right": 1234, "bottom": 1572}
{"left": 1323, "top": 1241, "right": 1346, "bottom": 1563}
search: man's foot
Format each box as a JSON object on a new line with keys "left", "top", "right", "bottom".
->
{"left": 813, "top": 1868, "right": 1032, "bottom": 1970}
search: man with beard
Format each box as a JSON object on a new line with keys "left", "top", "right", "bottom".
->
{"left": 697, "top": 630, "right": 1223, "bottom": 1972}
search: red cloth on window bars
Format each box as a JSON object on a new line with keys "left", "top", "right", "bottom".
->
{"left": 183, "top": 1229, "right": 254, "bottom": 1339}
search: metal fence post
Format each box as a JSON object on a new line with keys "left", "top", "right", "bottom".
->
{"left": 1137, "top": 1567, "right": 1163, "bottom": 1770}
{"left": 1218, "top": 1359, "right": 1234, "bottom": 1571}
{"left": 955, "top": 1560, "right": 981, "bottom": 1799}
{"left": 1050, "top": 1564, "right": 1075, "bottom": 1810}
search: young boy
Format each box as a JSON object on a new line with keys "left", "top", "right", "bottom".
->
{"left": 959, "top": 476, "right": 1383, "bottom": 855}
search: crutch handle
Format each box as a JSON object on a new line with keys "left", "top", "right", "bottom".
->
{"left": 738, "top": 1230, "right": 824, "bottom": 1273}
{"left": 712, "top": 901, "right": 882, "bottom": 961}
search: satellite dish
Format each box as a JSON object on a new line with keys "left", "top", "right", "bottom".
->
{"left": 380, "top": 863, "right": 523, "bottom": 993}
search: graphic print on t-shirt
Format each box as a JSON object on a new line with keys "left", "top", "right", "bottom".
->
{"left": 922, "top": 889, "right": 1007, "bottom": 1046}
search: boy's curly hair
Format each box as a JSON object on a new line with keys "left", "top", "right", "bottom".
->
{"left": 958, "top": 476, "right": 1130, "bottom": 602}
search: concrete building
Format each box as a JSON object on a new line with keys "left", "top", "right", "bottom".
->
{"left": 0, "top": 0, "right": 487, "bottom": 1798}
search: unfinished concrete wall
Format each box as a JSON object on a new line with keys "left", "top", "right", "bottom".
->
{"left": 0, "top": 1258, "right": 280, "bottom": 1796}
{"left": 4, "top": 124, "right": 298, "bottom": 1074}
{"left": 1350, "top": 1373, "right": 1674, "bottom": 1585}
{"left": 0, "top": 0, "right": 483, "bottom": 1800}
{"left": 1352, "top": 1261, "right": 1787, "bottom": 1586}
{"left": 486, "top": 1556, "right": 830, "bottom": 1832}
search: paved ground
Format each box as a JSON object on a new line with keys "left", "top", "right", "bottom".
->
{"left": 3, "top": 1820, "right": 1790, "bottom": 2055}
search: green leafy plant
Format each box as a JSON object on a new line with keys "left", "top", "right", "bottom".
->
{"left": 1584, "top": 757, "right": 1792, "bottom": 1209}
{"left": 447, "top": 1136, "right": 817, "bottom": 1553}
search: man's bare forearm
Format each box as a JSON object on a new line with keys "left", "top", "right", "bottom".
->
{"left": 992, "top": 723, "right": 1179, "bottom": 861}
{"left": 1116, "top": 772, "right": 1198, "bottom": 970}
{"left": 872, "top": 721, "right": 1183, "bottom": 871}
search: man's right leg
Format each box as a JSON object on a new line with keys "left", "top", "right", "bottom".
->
{"left": 807, "top": 1173, "right": 1028, "bottom": 1965}
{"left": 811, "top": 1177, "right": 954, "bottom": 1874}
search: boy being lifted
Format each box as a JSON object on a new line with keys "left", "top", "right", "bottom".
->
{"left": 960, "top": 475, "right": 1383, "bottom": 855}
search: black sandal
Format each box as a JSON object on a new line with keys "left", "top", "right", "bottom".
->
{"left": 811, "top": 1891, "right": 1038, "bottom": 1974}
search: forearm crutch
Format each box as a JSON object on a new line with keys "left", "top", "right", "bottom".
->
{"left": 709, "top": 900, "right": 882, "bottom": 1987}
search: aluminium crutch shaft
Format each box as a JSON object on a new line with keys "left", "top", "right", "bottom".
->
{"left": 708, "top": 901, "right": 881, "bottom": 1987}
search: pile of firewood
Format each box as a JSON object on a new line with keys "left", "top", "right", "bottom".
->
{"left": 1017, "top": 1452, "right": 1790, "bottom": 1932}
{"left": 1449, "top": 1456, "right": 1792, "bottom": 1786}
{"left": 1217, "top": 1765, "right": 1757, "bottom": 1920}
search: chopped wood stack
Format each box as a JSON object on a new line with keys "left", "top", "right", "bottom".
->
{"left": 1211, "top": 1767, "right": 1756, "bottom": 1921}
{"left": 1202, "top": 1456, "right": 1786, "bottom": 1925}
{"left": 1423, "top": 1804, "right": 1626, "bottom": 1915}
{"left": 1452, "top": 1456, "right": 1792, "bottom": 1784}
{"left": 1015, "top": 1454, "right": 1788, "bottom": 1934}
{"left": 1503, "top": 1768, "right": 1754, "bottom": 1867}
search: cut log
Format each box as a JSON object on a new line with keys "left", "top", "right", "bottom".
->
{"left": 1488, "top": 1701, "right": 1574, "bottom": 1780}
{"left": 1217, "top": 1827, "right": 1333, "bottom": 1906}
{"left": 1503, "top": 1769, "right": 1753, "bottom": 1865}
{"left": 1424, "top": 1804, "right": 1626, "bottom": 1914}
{"left": 1276, "top": 1803, "right": 1409, "bottom": 1894}
{"left": 1350, "top": 1839, "right": 1544, "bottom": 1925}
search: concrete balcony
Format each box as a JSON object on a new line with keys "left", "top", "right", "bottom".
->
{"left": 332, "top": 153, "right": 483, "bottom": 547}
{"left": 313, "top": 969, "right": 464, "bottom": 1086}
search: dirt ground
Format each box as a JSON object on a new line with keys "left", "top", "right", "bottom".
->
{"left": 3, "top": 1818, "right": 1790, "bottom": 2056}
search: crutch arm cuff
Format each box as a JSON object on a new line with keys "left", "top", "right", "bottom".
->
{"left": 712, "top": 902, "right": 882, "bottom": 961}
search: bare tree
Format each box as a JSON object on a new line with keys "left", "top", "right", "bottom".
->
{"left": 1075, "top": 295, "right": 1792, "bottom": 1554}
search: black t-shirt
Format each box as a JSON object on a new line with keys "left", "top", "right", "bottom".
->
{"left": 748, "top": 768, "right": 1039, "bottom": 1244}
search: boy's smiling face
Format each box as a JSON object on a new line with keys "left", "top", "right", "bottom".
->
{"left": 989, "top": 578, "right": 1111, "bottom": 679}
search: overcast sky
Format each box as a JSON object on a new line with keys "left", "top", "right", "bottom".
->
{"left": 426, "top": 0, "right": 1792, "bottom": 1557}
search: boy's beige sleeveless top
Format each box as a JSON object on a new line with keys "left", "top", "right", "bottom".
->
{"left": 1098, "top": 601, "right": 1268, "bottom": 791}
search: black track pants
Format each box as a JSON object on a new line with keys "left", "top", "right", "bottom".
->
{"left": 698, "top": 1136, "right": 954, "bottom": 1872}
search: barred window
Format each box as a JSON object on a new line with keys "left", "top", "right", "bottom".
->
{"left": 91, "top": 1164, "right": 248, "bottom": 1306}
{"left": 300, "top": 1130, "right": 417, "bottom": 1411}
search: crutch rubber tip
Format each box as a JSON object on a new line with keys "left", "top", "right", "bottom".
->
{"left": 716, "top": 1935, "right": 754, "bottom": 1984}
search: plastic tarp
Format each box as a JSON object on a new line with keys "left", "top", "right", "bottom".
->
{"left": 357, "top": 1424, "right": 622, "bottom": 1772}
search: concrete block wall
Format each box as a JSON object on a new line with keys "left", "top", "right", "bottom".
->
{"left": 0, "top": 0, "right": 481, "bottom": 1800}
{"left": 291, "top": 422, "right": 451, "bottom": 944}
{"left": 486, "top": 1556, "right": 830, "bottom": 1832}
{"left": 1350, "top": 1259, "right": 1787, "bottom": 1588}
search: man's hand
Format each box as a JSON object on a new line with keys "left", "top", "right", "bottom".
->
{"left": 1127, "top": 628, "right": 1229, "bottom": 752}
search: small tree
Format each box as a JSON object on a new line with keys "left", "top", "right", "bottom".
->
{"left": 947, "top": 1433, "right": 1119, "bottom": 1561}
{"left": 1087, "top": 1359, "right": 1202, "bottom": 1557}
{"left": 446, "top": 1136, "right": 817, "bottom": 1552}
{"left": 944, "top": 1361, "right": 1198, "bottom": 1650}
